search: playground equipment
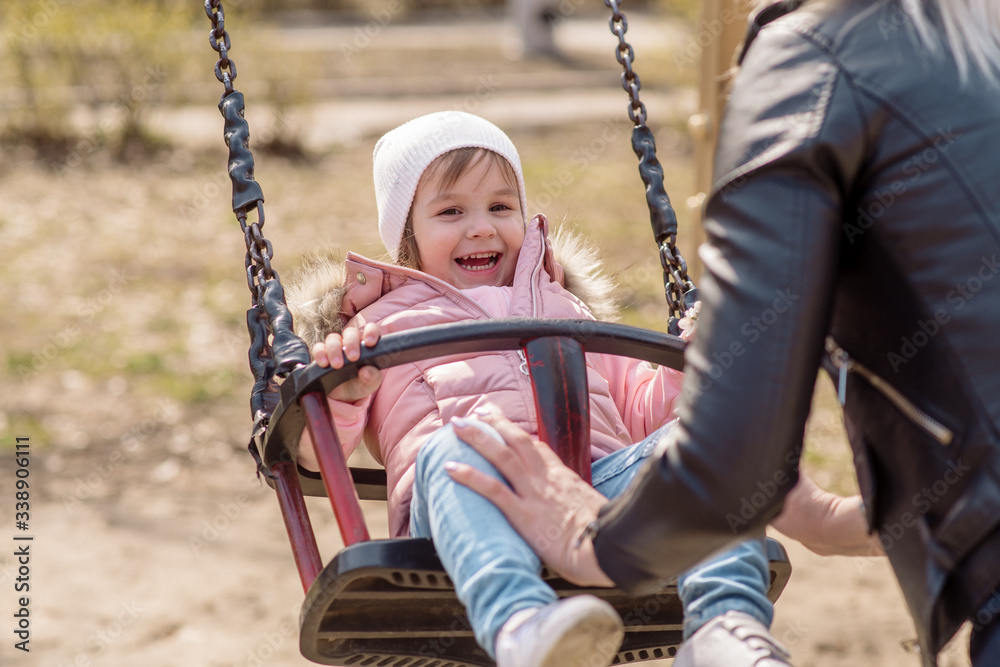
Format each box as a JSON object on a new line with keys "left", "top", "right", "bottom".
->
{"left": 203, "top": 1, "right": 789, "bottom": 663}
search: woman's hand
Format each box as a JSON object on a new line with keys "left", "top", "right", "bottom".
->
{"left": 447, "top": 408, "right": 616, "bottom": 588}
{"left": 770, "top": 470, "right": 884, "bottom": 557}
{"left": 313, "top": 321, "right": 383, "bottom": 402}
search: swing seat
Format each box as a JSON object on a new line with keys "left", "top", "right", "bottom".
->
{"left": 299, "top": 537, "right": 791, "bottom": 666}
{"left": 260, "top": 319, "right": 793, "bottom": 666}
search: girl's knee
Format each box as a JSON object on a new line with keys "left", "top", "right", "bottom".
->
{"left": 416, "top": 424, "right": 463, "bottom": 472}
{"left": 416, "top": 421, "right": 503, "bottom": 479}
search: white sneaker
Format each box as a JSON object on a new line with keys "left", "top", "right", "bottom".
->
{"left": 673, "top": 611, "right": 793, "bottom": 667}
{"left": 494, "top": 594, "right": 624, "bottom": 667}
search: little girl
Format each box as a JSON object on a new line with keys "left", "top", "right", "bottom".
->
{"left": 289, "top": 111, "right": 778, "bottom": 667}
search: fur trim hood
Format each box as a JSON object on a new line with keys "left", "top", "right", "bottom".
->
{"left": 286, "top": 222, "right": 620, "bottom": 348}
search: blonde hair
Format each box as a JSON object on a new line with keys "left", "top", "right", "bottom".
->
{"left": 395, "top": 147, "right": 521, "bottom": 270}
{"left": 904, "top": 0, "right": 1000, "bottom": 83}
{"left": 794, "top": 0, "right": 1000, "bottom": 83}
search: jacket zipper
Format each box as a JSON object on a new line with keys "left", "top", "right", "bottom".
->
{"left": 350, "top": 236, "right": 543, "bottom": 378}
{"left": 349, "top": 254, "right": 495, "bottom": 319}
{"left": 516, "top": 350, "right": 530, "bottom": 376}
{"left": 825, "top": 337, "right": 954, "bottom": 446}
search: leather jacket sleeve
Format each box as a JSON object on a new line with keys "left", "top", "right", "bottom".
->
{"left": 593, "top": 21, "right": 869, "bottom": 592}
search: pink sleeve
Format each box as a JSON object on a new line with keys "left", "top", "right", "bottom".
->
{"left": 296, "top": 394, "right": 373, "bottom": 472}
{"left": 597, "top": 353, "right": 685, "bottom": 442}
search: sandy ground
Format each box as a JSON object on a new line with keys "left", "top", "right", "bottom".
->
{"left": 0, "top": 10, "right": 979, "bottom": 667}
{"left": 0, "top": 438, "right": 973, "bottom": 667}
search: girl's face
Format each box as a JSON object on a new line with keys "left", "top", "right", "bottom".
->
{"left": 409, "top": 154, "right": 524, "bottom": 290}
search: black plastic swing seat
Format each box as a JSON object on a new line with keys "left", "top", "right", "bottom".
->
{"left": 299, "top": 536, "right": 792, "bottom": 666}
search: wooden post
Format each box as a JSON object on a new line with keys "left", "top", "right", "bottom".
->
{"left": 687, "top": 0, "right": 753, "bottom": 280}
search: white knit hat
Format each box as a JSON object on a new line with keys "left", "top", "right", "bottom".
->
{"left": 373, "top": 111, "right": 528, "bottom": 260}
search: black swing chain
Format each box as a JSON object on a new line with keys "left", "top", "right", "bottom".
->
{"left": 206, "top": 1, "right": 271, "bottom": 300}
{"left": 205, "top": 0, "right": 236, "bottom": 97}
{"left": 604, "top": 0, "right": 698, "bottom": 329}
{"left": 206, "top": 0, "right": 310, "bottom": 479}
{"left": 206, "top": 1, "right": 268, "bottom": 300}
{"left": 205, "top": 0, "right": 694, "bottom": 452}
{"left": 606, "top": 2, "right": 646, "bottom": 126}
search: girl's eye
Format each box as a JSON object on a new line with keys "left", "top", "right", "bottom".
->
{"left": 490, "top": 203, "right": 512, "bottom": 212}
{"left": 438, "top": 207, "right": 460, "bottom": 216}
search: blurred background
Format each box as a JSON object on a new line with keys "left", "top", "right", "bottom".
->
{"left": 0, "top": 0, "right": 963, "bottom": 665}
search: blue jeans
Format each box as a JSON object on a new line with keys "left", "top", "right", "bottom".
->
{"left": 409, "top": 421, "right": 773, "bottom": 658}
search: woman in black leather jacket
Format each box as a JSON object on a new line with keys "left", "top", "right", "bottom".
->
{"left": 446, "top": 0, "right": 1000, "bottom": 664}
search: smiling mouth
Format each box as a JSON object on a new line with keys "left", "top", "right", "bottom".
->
{"left": 455, "top": 252, "right": 500, "bottom": 271}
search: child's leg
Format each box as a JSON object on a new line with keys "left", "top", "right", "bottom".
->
{"left": 675, "top": 541, "right": 772, "bottom": 639}
{"left": 409, "top": 422, "right": 556, "bottom": 658}
{"left": 590, "top": 426, "right": 773, "bottom": 638}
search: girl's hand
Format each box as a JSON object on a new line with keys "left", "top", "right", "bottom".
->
{"left": 447, "top": 407, "right": 615, "bottom": 588}
{"left": 312, "top": 321, "right": 383, "bottom": 402}
{"left": 677, "top": 301, "right": 702, "bottom": 342}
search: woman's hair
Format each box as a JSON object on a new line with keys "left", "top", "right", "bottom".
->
{"left": 396, "top": 147, "right": 521, "bottom": 270}
{"left": 903, "top": 0, "right": 1000, "bottom": 83}
{"left": 796, "top": 0, "right": 1000, "bottom": 83}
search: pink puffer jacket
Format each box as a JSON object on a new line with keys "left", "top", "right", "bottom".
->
{"left": 298, "top": 216, "right": 684, "bottom": 536}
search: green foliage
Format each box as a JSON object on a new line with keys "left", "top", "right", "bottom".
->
{"left": 659, "top": 0, "right": 701, "bottom": 22}
{"left": 0, "top": 414, "right": 49, "bottom": 450}
{"left": 6, "top": 351, "right": 35, "bottom": 377}
{"left": 1, "top": 0, "right": 195, "bottom": 162}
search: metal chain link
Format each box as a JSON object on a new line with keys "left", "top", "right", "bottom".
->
{"left": 241, "top": 203, "right": 277, "bottom": 305}
{"left": 660, "top": 244, "right": 693, "bottom": 317}
{"left": 205, "top": 0, "right": 236, "bottom": 96}
{"left": 206, "top": 1, "right": 291, "bottom": 478}
{"left": 605, "top": 0, "right": 646, "bottom": 126}
{"left": 604, "top": 0, "right": 696, "bottom": 323}
{"left": 206, "top": 0, "right": 275, "bottom": 312}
